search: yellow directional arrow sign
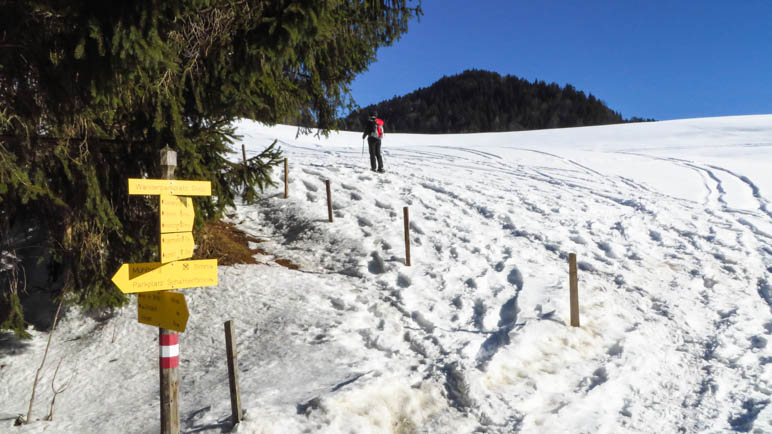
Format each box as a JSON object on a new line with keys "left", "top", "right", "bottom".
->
{"left": 111, "top": 259, "right": 218, "bottom": 294}
{"left": 161, "top": 232, "right": 195, "bottom": 263}
{"left": 160, "top": 195, "right": 195, "bottom": 233}
{"left": 129, "top": 178, "right": 211, "bottom": 196}
{"left": 138, "top": 291, "right": 189, "bottom": 332}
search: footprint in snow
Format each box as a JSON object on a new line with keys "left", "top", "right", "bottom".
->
{"left": 409, "top": 221, "right": 424, "bottom": 235}
{"left": 607, "top": 340, "right": 624, "bottom": 357}
{"left": 450, "top": 247, "right": 459, "bottom": 260}
{"left": 329, "top": 297, "right": 346, "bottom": 311}
{"left": 302, "top": 180, "right": 319, "bottom": 192}
{"left": 570, "top": 235, "right": 588, "bottom": 245}
{"left": 498, "top": 296, "right": 519, "bottom": 327}
{"left": 473, "top": 299, "right": 486, "bottom": 329}
{"left": 397, "top": 273, "right": 411, "bottom": 288}
{"left": 596, "top": 241, "right": 617, "bottom": 258}
{"left": 368, "top": 252, "right": 386, "bottom": 274}
{"left": 507, "top": 267, "right": 524, "bottom": 291}
{"left": 583, "top": 367, "right": 608, "bottom": 392}
{"left": 750, "top": 336, "right": 767, "bottom": 350}
{"left": 411, "top": 311, "right": 435, "bottom": 333}
{"left": 475, "top": 266, "right": 525, "bottom": 367}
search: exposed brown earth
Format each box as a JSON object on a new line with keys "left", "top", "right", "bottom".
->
{"left": 196, "top": 220, "right": 299, "bottom": 270}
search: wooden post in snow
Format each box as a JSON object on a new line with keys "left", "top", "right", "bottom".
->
{"left": 326, "top": 180, "right": 333, "bottom": 223}
{"left": 159, "top": 146, "right": 180, "bottom": 434}
{"left": 284, "top": 158, "right": 289, "bottom": 199}
{"left": 224, "top": 320, "right": 242, "bottom": 425}
{"left": 403, "top": 207, "right": 411, "bottom": 266}
{"left": 569, "top": 253, "right": 580, "bottom": 327}
{"left": 241, "top": 144, "right": 248, "bottom": 184}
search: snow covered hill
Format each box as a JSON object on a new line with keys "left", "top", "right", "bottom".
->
{"left": 2, "top": 115, "right": 771, "bottom": 433}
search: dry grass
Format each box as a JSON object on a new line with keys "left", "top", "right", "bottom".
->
{"left": 195, "top": 220, "right": 298, "bottom": 270}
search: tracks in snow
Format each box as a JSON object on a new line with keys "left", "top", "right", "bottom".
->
{"left": 234, "top": 142, "right": 772, "bottom": 432}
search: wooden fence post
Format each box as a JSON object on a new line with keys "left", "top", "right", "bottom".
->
{"left": 569, "top": 253, "right": 580, "bottom": 327}
{"left": 241, "top": 145, "right": 248, "bottom": 184}
{"left": 159, "top": 146, "right": 180, "bottom": 434}
{"left": 284, "top": 158, "right": 289, "bottom": 199}
{"left": 326, "top": 180, "right": 333, "bottom": 223}
{"left": 403, "top": 207, "right": 411, "bottom": 266}
{"left": 224, "top": 320, "right": 242, "bottom": 425}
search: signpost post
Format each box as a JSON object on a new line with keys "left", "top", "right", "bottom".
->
{"left": 158, "top": 148, "right": 180, "bottom": 434}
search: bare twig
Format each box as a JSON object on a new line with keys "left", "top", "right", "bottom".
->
{"left": 45, "top": 357, "right": 73, "bottom": 421}
{"left": 25, "top": 290, "right": 66, "bottom": 424}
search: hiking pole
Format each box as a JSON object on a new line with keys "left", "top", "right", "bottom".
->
{"left": 361, "top": 138, "right": 365, "bottom": 160}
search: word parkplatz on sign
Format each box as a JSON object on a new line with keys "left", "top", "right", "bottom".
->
{"left": 110, "top": 178, "right": 218, "bottom": 333}
{"left": 111, "top": 259, "right": 218, "bottom": 294}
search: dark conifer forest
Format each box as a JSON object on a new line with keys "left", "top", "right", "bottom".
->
{"left": 343, "top": 69, "right": 652, "bottom": 133}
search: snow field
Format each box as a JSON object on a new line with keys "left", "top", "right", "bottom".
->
{"left": 1, "top": 115, "right": 770, "bottom": 433}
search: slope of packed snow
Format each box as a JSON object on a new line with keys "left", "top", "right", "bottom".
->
{"left": 1, "top": 115, "right": 771, "bottom": 433}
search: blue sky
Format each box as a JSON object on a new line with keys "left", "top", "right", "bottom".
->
{"left": 348, "top": 1, "right": 772, "bottom": 121}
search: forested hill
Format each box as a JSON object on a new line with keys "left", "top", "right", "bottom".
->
{"left": 342, "top": 69, "right": 650, "bottom": 134}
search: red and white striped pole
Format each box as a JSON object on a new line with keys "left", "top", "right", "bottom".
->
{"left": 160, "top": 332, "right": 180, "bottom": 369}
{"left": 159, "top": 329, "right": 180, "bottom": 433}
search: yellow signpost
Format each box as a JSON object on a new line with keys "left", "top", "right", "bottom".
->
{"left": 111, "top": 259, "right": 218, "bottom": 294}
{"left": 160, "top": 195, "right": 195, "bottom": 233}
{"left": 120, "top": 154, "right": 218, "bottom": 433}
{"left": 161, "top": 232, "right": 195, "bottom": 263}
{"left": 118, "top": 179, "right": 214, "bottom": 293}
{"left": 129, "top": 178, "right": 212, "bottom": 196}
{"left": 138, "top": 291, "right": 189, "bottom": 332}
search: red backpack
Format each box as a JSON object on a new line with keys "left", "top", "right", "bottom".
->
{"left": 373, "top": 118, "right": 384, "bottom": 139}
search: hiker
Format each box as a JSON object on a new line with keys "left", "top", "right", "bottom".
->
{"left": 362, "top": 112, "right": 385, "bottom": 173}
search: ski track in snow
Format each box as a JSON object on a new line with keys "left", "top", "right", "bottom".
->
{"left": 2, "top": 118, "right": 771, "bottom": 433}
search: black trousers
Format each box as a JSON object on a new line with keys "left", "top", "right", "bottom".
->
{"left": 368, "top": 137, "right": 383, "bottom": 171}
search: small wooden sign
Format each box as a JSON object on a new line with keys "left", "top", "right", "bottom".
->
{"left": 129, "top": 178, "right": 211, "bottom": 196}
{"left": 138, "top": 291, "right": 189, "bottom": 332}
